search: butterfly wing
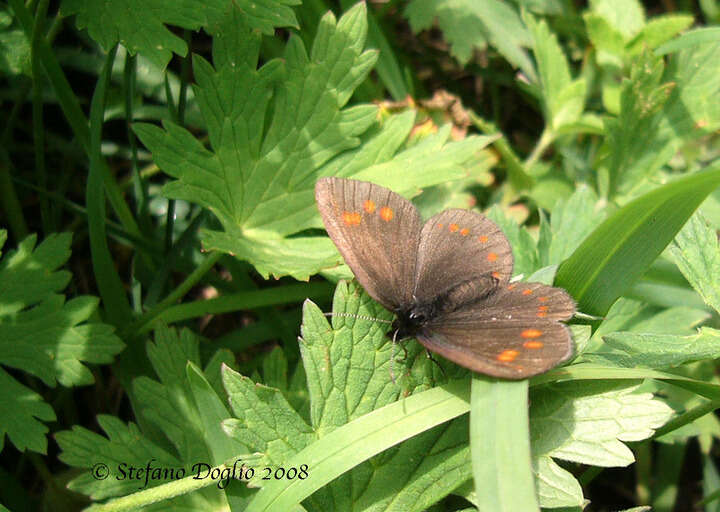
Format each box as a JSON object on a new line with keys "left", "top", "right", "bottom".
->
{"left": 418, "top": 283, "right": 576, "bottom": 379}
{"left": 315, "top": 177, "right": 423, "bottom": 311}
{"left": 413, "top": 209, "right": 513, "bottom": 308}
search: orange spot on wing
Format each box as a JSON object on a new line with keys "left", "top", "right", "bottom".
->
{"left": 342, "top": 211, "right": 362, "bottom": 225}
{"left": 487, "top": 252, "right": 498, "bottom": 262}
{"left": 508, "top": 284, "right": 516, "bottom": 290}
{"left": 521, "top": 329, "right": 543, "bottom": 339}
{"left": 379, "top": 207, "right": 393, "bottom": 222}
{"left": 538, "top": 305, "right": 549, "bottom": 311}
{"left": 492, "top": 271, "right": 500, "bottom": 279}
{"left": 449, "top": 223, "right": 459, "bottom": 232}
{"left": 538, "top": 296, "right": 548, "bottom": 302}
{"left": 460, "top": 228, "right": 469, "bottom": 236}
{"left": 536, "top": 312, "right": 547, "bottom": 318}
{"left": 437, "top": 223, "right": 444, "bottom": 228}
{"left": 523, "top": 341, "right": 544, "bottom": 349}
{"left": 497, "top": 349, "right": 519, "bottom": 362}
{"left": 363, "top": 199, "right": 376, "bottom": 213}
{"left": 479, "top": 235, "right": 489, "bottom": 243}
{"left": 522, "top": 289, "right": 533, "bottom": 295}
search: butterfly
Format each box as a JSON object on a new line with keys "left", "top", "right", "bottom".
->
{"left": 315, "top": 177, "right": 575, "bottom": 379}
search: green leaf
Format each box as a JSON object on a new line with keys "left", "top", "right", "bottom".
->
{"left": 531, "top": 382, "right": 673, "bottom": 467}
{"left": 187, "top": 363, "right": 250, "bottom": 467}
{"left": 58, "top": 326, "right": 238, "bottom": 508}
{"left": 516, "top": 0, "right": 565, "bottom": 15}
{"left": 590, "top": 299, "right": 647, "bottom": 341}
{"left": 136, "top": 5, "right": 491, "bottom": 280}
{"left": 532, "top": 365, "right": 720, "bottom": 402}
{"left": 525, "top": 13, "right": 586, "bottom": 130}
{"left": 222, "top": 367, "right": 315, "bottom": 467}
{"left": 668, "top": 212, "right": 720, "bottom": 314}
{"left": 555, "top": 163, "right": 720, "bottom": 317}
{"left": 606, "top": 43, "right": 720, "bottom": 195}
{"left": 584, "top": 12, "right": 626, "bottom": 68}
{"left": 136, "top": 327, "right": 246, "bottom": 460}
{"left": 546, "top": 185, "right": 606, "bottom": 265}
{"left": 0, "top": 367, "right": 55, "bottom": 453}
{"left": 590, "top": 0, "right": 645, "bottom": 39}
{"left": 628, "top": 306, "right": 709, "bottom": 335}
{"left": 0, "top": 5, "right": 30, "bottom": 76}
{"left": 627, "top": 14, "right": 694, "bottom": 54}
{"left": 604, "top": 52, "right": 672, "bottom": 194}
{"left": 0, "top": 233, "right": 123, "bottom": 454}
{"left": 0, "top": 233, "right": 71, "bottom": 316}
{"left": 486, "top": 206, "right": 539, "bottom": 278}
{"left": 534, "top": 455, "right": 584, "bottom": 508}
{"left": 1, "top": 295, "right": 124, "bottom": 387}
{"left": 702, "top": 454, "right": 720, "bottom": 512}
{"left": 298, "top": 281, "right": 422, "bottom": 432}
{"left": 352, "top": 129, "right": 498, "bottom": 198}
{"left": 655, "top": 27, "right": 720, "bottom": 56}
{"left": 592, "top": 327, "right": 720, "bottom": 370}
{"left": 404, "top": 0, "right": 536, "bottom": 80}
{"left": 57, "top": 415, "right": 185, "bottom": 500}
{"left": 338, "top": 0, "right": 409, "bottom": 100}
{"left": 200, "top": 233, "right": 340, "bottom": 282}
{"left": 135, "top": 5, "right": 375, "bottom": 278}
{"left": 61, "top": 0, "right": 300, "bottom": 69}
{"left": 262, "top": 347, "right": 288, "bottom": 391}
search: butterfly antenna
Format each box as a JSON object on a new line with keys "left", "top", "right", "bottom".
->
{"left": 323, "top": 312, "right": 393, "bottom": 324}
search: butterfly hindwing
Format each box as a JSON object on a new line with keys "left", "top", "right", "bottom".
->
{"left": 419, "top": 283, "right": 576, "bottom": 379}
{"left": 480, "top": 282, "right": 576, "bottom": 321}
{"left": 315, "top": 177, "right": 422, "bottom": 311}
{"left": 413, "top": 209, "right": 513, "bottom": 306}
{"left": 417, "top": 320, "right": 573, "bottom": 379}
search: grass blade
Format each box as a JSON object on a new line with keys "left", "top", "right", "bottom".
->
{"left": 471, "top": 378, "right": 539, "bottom": 512}
{"left": 556, "top": 163, "right": 720, "bottom": 316}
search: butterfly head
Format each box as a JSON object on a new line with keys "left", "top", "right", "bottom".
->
{"left": 391, "top": 301, "right": 437, "bottom": 340}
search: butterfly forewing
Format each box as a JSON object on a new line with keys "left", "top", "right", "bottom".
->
{"left": 413, "top": 209, "right": 513, "bottom": 306}
{"left": 315, "top": 177, "right": 422, "bottom": 311}
{"left": 419, "top": 284, "right": 576, "bottom": 378}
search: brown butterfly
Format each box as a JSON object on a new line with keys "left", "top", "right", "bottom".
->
{"left": 315, "top": 177, "right": 575, "bottom": 379}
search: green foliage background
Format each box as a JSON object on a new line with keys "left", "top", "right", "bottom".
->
{"left": 1, "top": 0, "right": 720, "bottom": 511}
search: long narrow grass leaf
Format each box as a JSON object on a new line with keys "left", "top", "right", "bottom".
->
{"left": 86, "top": 46, "right": 132, "bottom": 325}
{"left": 556, "top": 163, "right": 720, "bottom": 316}
{"left": 471, "top": 378, "right": 539, "bottom": 512}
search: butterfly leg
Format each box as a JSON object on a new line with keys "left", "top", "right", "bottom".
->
{"left": 425, "top": 350, "right": 447, "bottom": 380}
{"left": 389, "top": 330, "right": 399, "bottom": 383}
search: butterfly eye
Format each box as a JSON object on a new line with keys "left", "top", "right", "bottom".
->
{"left": 409, "top": 312, "right": 426, "bottom": 322}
